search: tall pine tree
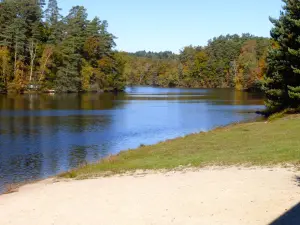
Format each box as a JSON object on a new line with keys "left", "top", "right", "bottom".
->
{"left": 55, "top": 6, "right": 88, "bottom": 92}
{"left": 45, "top": 0, "right": 62, "bottom": 44}
{"left": 264, "top": 0, "right": 300, "bottom": 112}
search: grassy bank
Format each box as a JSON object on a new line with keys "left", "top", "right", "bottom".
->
{"left": 61, "top": 115, "right": 300, "bottom": 178}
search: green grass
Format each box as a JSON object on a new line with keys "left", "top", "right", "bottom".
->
{"left": 60, "top": 115, "right": 300, "bottom": 178}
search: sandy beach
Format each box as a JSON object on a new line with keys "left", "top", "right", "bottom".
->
{"left": 0, "top": 167, "right": 299, "bottom": 225}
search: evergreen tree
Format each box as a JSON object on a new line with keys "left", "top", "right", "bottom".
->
{"left": 45, "top": 0, "right": 59, "bottom": 24}
{"left": 264, "top": 0, "right": 300, "bottom": 112}
{"left": 55, "top": 6, "right": 88, "bottom": 92}
{"left": 27, "top": 1, "right": 44, "bottom": 84}
{"left": 45, "top": 0, "right": 62, "bottom": 44}
{"left": 82, "top": 17, "right": 124, "bottom": 91}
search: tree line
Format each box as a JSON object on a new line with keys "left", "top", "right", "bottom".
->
{"left": 0, "top": 0, "right": 272, "bottom": 94}
{"left": 0, "top": 0, "right": 125, "bottom": 93}
{"left": 121, "top": 34, "right": 270, "bottom": 91}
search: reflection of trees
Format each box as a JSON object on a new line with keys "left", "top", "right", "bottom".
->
{"left": 0, "top": 92, "right": 127, "bottom": 110}
{"left": 0, "top": 115, "right": 112, "bottom": 135}
{"left": 233, "top": 90, "right": 244, "bottom": 105}
{"left": 205, "top": 89, "right": 264, "bottom": 106}
{"left": 233, "top": 90, "right": 264, "bottom": 106}
{"left": 38, "top": 115, "right": 112, "bottom": 133}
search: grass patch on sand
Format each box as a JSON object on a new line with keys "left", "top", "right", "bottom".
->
{"left": 60, "top": 115, "right": 300, "bottom": 178}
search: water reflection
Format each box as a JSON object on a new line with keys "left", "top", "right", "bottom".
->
{"left": 0, "top": 87, "right": 264, "bottom": 192}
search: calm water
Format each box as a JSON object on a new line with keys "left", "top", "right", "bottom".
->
{"left": 0, "top": 86, "right": 264, "bottom": 191}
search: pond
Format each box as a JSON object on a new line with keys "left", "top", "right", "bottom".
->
{"left": 0, "top": 86, "right": 264, "bottom": 192}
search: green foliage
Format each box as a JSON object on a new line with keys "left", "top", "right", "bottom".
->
{"left": 45, "top": 0, "right": 63, "bottom": 44}
{"left": 129, "top": 50, "right": 178, "bottom": 60}
{"left": 124, "top": 35, "right": 270, "bottom": 89}
{"left": 264, "top": 0, "right": 300, "bottom": 112}
{"left": 0, "top": 0, "right": 125, "bottom": 93}
{"left": 268, "top": 110, "right": 289, "bottom": 121}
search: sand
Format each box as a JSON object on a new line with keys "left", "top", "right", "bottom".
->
{"left": 0, "top": 167, "right": 299, "bottom": 225}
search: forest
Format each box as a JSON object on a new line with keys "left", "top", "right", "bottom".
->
{"left": 0, "top": 0, "right": 270, "bottom": 93}
{"left": 0, "top": 0, "right": 125, "bottom": 93}
{"left": 122, "top": 35, "right": 270, "bottom": 91}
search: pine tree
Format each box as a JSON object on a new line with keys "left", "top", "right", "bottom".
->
{"left": 46, "top": 0, "right": 60, "bottom": 24}
{"left": 11, "top": 17, "right": 27, "bottom": 79}
{"left": 82, "top": 17, "right": 125, "bottom": 91}
{"left": 55, "top": 6, "right": 88, "bottom": 92}
{"left": 45, "top": 0, "right": 62, "bottom": 44}
{"left": 264, "top": 0, "right": 300, "bottom": 112}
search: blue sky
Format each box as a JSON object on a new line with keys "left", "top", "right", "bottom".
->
{"left": 58, "top": 0, "right": 283, "bottom": 53}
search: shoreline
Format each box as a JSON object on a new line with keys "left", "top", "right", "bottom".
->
{"left": 1, "top": 115, "right": 264, "bottom": 195}
{"left": 60, "top": 114, "right": 300, "bottom": 179}
{"left": 2, "top": 161, "right": 299, "bottom": 195}
{"left": 2, "top": 114, "right": 299, "bottom": 194}
{"left": 2, "top": 163, "right": 298, "bottom": 196}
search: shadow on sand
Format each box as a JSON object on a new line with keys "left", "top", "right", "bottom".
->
{"left": 269, "top": 202, "right": 300, "bottom": 225}
{"left": 269, "top": 176, "right": 300, "bottom": 225}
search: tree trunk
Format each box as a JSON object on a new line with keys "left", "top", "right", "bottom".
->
{"left": 14, "top": 42, "right": 17, "bottom": 78}
{"left": 29, "top": 40, "right": 37, "bottom": 83}
{"left": 39, "top": 53, "right": 51, "bottom": 82}
{"left": 2, "top": 60, "right": 6, "bottom": 86}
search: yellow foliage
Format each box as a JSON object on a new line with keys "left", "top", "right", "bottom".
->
{"left": 81, "top": 61, "right": 94, "bottom": 91}
{"left": 8, "top": 61, "right": 28, "bottom": 93}
{"left": 235, "top": 68, "right": 244, "bottom": 91}
{"left": 38, "top": 45, "right": 54, "bottom": 83}
{"left": 0, "top": 47, "right": 11, "bottom": 87}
